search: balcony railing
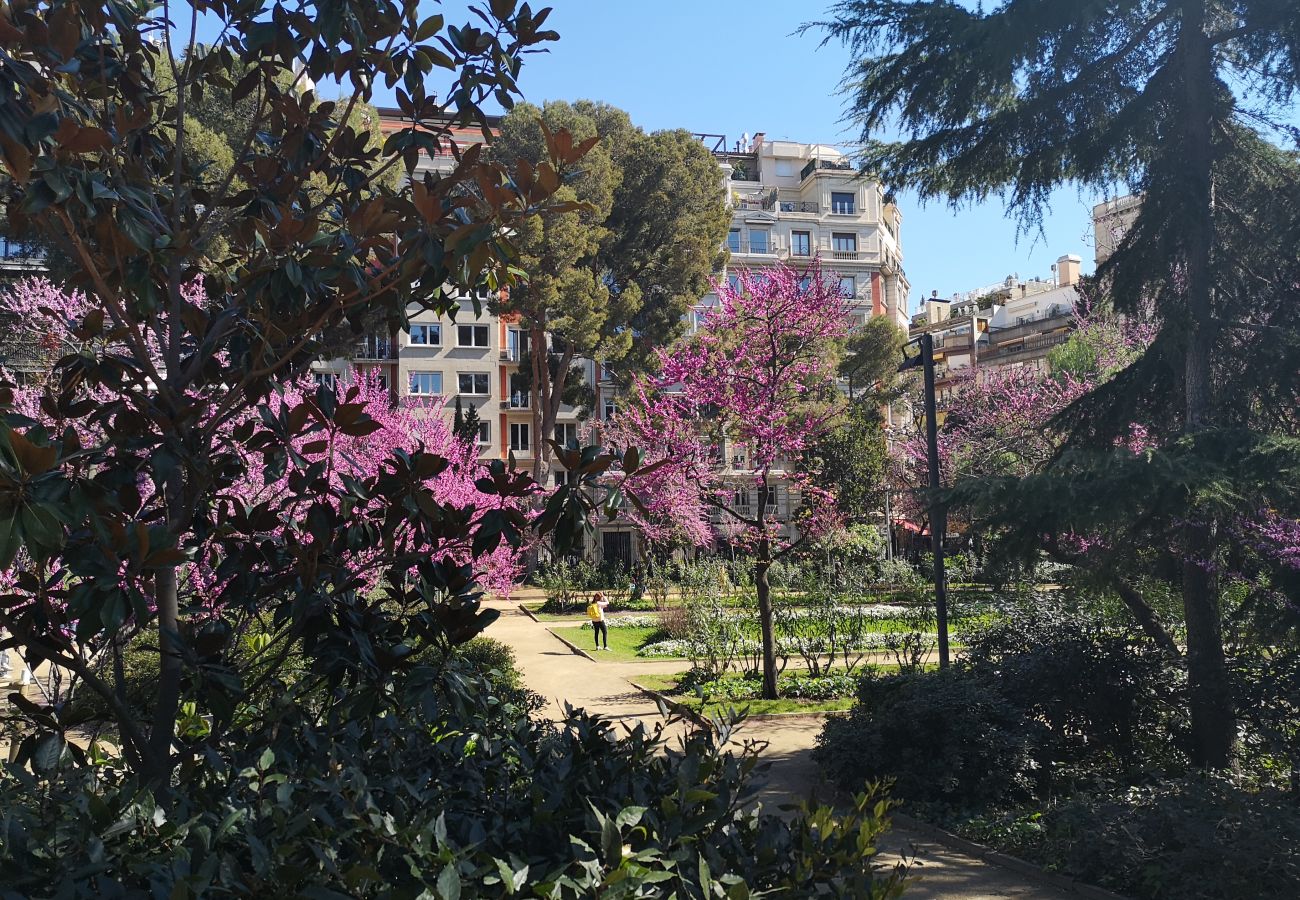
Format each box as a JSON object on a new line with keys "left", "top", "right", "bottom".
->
{"left": 501, "top": 393, "right": 530, "bottom": 410}
{"left": 828, "top": 247, "right": 863, "bottom": 261}
{"left": 354, "top": 337, "right": 395, "bottom": 360}
{"left": 728, "top": 240, "right": 777, "bottom": 256}
{"left": 799, "top": 157, "right": 854, "bottom": 181}
{"left": 980, "top": 331, "right": 1071, "bottom": 362}
{"left": 987, "top": 311, "right": 1073, "bottom": 346}
{"left": 0, "top": 236, "right": 47, "bottom": 266}
{"left": 779, "top": 201, "right": 819, "bottom": 213}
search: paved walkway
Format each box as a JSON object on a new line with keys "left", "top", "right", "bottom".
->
{"left": 485, "top": 598, "right": 1079, "bottom": 899}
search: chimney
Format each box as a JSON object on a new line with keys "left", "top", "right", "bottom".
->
{"left": 750, "top": 132, "right": 765, "bottom": 151}
{"left": 1056, "top": 253, "right": 1082, "bottom": 287}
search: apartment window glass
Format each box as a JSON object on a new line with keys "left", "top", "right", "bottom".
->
{"left": 791, "top": 231, "right": 811, "bottom": 257}
{"left": 508, "top": 373, "right": 529, "bottom": 408}
{"left": 554, "top": 470, "right": 572, "bottom": 487}
{"left": 375, "top": 374, "right": 389, "bottom": 392}
{"left": 409, "top": 323, "right": 441, "bottom": 345}
{"left": 832, "top": 233, "right": 858, "bottom": 258}
{"left": 749, "top": 230, "right": 769, "bottom": 254}
{"left": 476, "top": 422, "right": 490, "bottom": 445}
{"left": 313, "top": 372, "right": 338, "bottom": 389}
{"left": 554, "top": 423, "right": 579, "bottom": 448}
{"left": 603, "top": 399, "right": 617, "bottom": 421}
{"left": 509, "top": 422, "right": 530, "bottom": 452}
{"left": 831, "top": 191, "right": 855, "bottom": 214}
{"left": 727, "top": 229, "right": 741, "bottom": 253}
{"left": 458, "top": 372, "right": 489, "bottom": 395}
{"left": 726, "top": 274, "right": 742, "bottom": 294}
{"left": 733, "top": 489, "right": 751, "bottom": 509}
{"left": 457, "top": 324, "right": 489, "bottom": 347}
{"left": 505, "top": 328, "right": 527, "bottom": 360}
{"left": 839, "top": 276, "right": 856, "bottom": 298}
{"left": 408, "top": 371, "right": 442, "bottom": 395}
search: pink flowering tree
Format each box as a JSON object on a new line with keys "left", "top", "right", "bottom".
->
{"left": 0, "top": 277, "right": 537, "bottom": 774}
{"left": 605, "top": 262, "right": 850, "bottom": 699}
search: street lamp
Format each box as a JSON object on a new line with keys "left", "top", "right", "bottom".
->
{"left": 898, "top": 332, "right": 951, "bottom": 669}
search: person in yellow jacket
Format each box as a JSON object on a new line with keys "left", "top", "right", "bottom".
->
{"left": 586, "top": 592, "right": 609, "bottom": 651}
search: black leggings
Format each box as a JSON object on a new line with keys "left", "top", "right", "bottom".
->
{"left": 592, "top": 621, "right": 608, "bottom": 648}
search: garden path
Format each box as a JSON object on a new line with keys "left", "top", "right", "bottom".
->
{"left": 483, "top": 597, "right": 1080, "bottom": 900}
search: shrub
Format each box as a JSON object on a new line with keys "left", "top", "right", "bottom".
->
{"left": 0, "top": 661, "right": 910, "bottom": 898}
{"left": 1001, "top": 777, "right": 1300, "bottom": 900}
{"left": 961, "top": 604, "right": 1188, "bottom": 782}
{"left": 815, "top": 668, "right": 1044, "bottom": 812}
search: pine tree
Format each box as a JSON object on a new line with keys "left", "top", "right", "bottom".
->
{"left": 815, "top": 0, "right": 1300, "bottom": 768}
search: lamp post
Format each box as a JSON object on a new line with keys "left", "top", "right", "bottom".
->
{"left": 898, "top": 332, "right": 951, "bottom": 668}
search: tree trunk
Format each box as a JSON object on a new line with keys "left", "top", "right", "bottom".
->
{"left": 1112, "top": 577, "right": 1181, "bottom": 657}
{"left": 755, "top": 539, "right": 778, "bottom": 701}
{"left": 148, "top": 563, "right": 181, "bottom": 782}
{"left": 1178, "top": 1, "right": 1234, "bottom": 769}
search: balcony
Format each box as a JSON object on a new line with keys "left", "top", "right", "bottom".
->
{"left": 827, "top": 247, "right": 865, "bottom": 261}
{"left": 980, "top": 331, "right": 1071, "bottom": 363}
{"left": 354, "top": 336, "right": 395, "bottom": 360}
{"left": 987, "top": 311, "right": 1073, "bottom": 346}
{"left": 779, "top": 200, "right": 819, "bottom": 214}
{"left": 500, "top": 393, "right": 530, "bottom": 410}
{"left": 728, "top": 240, "right": 778, "bottom": 256}
{"left": 799, "top": 157, "right": 854, "bottom": 181}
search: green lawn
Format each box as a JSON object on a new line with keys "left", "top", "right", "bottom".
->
{"left": 633, "top": 673, "right": 855, "bottom": 717}
{"left": 550, "top": 625, "right": 680, "bottom": 661}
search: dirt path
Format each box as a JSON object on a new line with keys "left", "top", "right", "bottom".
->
{"left": 485, "top": 598, "right": 1082, "bottom": 899}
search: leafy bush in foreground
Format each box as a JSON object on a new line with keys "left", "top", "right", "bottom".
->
{"left": 0, "top": 659, "right": 909, "bottom": 898}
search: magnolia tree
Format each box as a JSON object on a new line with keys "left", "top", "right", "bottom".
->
{"left": 0, "top": 0, "right": 589, "bottom": 781}
{"left": 605, "top": 263, "right": 850, "bottom": 699}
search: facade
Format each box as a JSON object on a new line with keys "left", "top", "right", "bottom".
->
{"left": 908, "top": 254, "right": 1082, "bottom": 400}
{"left": 1092, "top": 194, "right": 1141, "bottom": 267}
{"left": 313, "top": 109, "right": 587, "bottom": 473}
{"left": 667, "top": 134, "right": 912, "bottom": 555}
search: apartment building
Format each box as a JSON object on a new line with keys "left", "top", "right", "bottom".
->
{"left": 1093, "top": 194, "right": 1141, "bottom": 267}
{"left": 908, "top": 254, "right": 1083, "bottom": 399}
{"left": 635, "top": 133, "right": 913, "bottom": 555}
{"left": 311, "top": 109, "right": 588, "bottom": 473}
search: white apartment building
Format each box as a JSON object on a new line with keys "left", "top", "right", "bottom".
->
{"left": 907, "top": 254, "right": 1083, "bottom": 399}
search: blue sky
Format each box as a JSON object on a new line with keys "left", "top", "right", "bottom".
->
{"left": 410, "top": 0, "right": 1104, "bottom": 311}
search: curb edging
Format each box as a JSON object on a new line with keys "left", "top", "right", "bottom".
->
{"left": 891, "top": 812, "right": 1130, "bottom": 900}
{"left": 546, "top": 626, "right": 597, "bottom": 662}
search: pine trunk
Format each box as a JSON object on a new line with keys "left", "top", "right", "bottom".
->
{"left": 1178, "top": 1, "right": 1234, "bottom": 769}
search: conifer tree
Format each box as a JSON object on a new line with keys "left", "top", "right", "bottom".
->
{"left": 816, "top": 0, "right": 1300, "bottom": 768}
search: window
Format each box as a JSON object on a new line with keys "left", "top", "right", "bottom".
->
{"left": 554, "top": 423, "right": 579, "bottom": 448}
{"left": 791, "top": 231, "right": 811, "bottom": 257}
{"left": 726, "top": 274, "right": 742, "bottom": 294}
{"left": 312, "top": 372, "right": 338, "bottom": 389}
{"left": 733, "top": 489, "right": 751, "bottom": 509}
{"left": 505, "top": 328, "right": 527, "bottom": 361}
{"left": 457, "top": 324, "right": 489, "bottom": 348}
{"left": 831, "top": 191, "right": 855, "bottom": 214}
{"left": 749, "top": 230, "right": 769, "bottom": 254}
{"left": 509, "top": 422, "right": 530, "bottom": 452}
{"left": 476, "top": 422, "right": 490, "bottom": 446}
{"left": 375, "top": 374, "right": 389, "bottom": 392}
{"left": 798, "top": 276, "right": 812, "bottom": 291}
{"left": 458, "top": 372, "right": 489, "bottom": 395}
{"left": 603, "top": 399, "right": 617, "bottom": 421}
{"left": 508, "top": 373, "right": 529, "bottom": 408}
{"left": 554, "top": 470, "right": 572, "bottom": 487}
{"left": 727, "top": 229, "right": 741, "bottom": 253}
{"left": 409, "top": 323, "right": 441, "bottom": 346}
{"left": 408, "top": 371, "right": 442, "bottom": 395}
{"left": 839, "top": 276, "right": 856, "bottom": 298}
{"left": 775, "top": 159, "right": 796, "bottom": 177}
{"left": 831, "top": 232, "right": 858, "bottom": 259}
